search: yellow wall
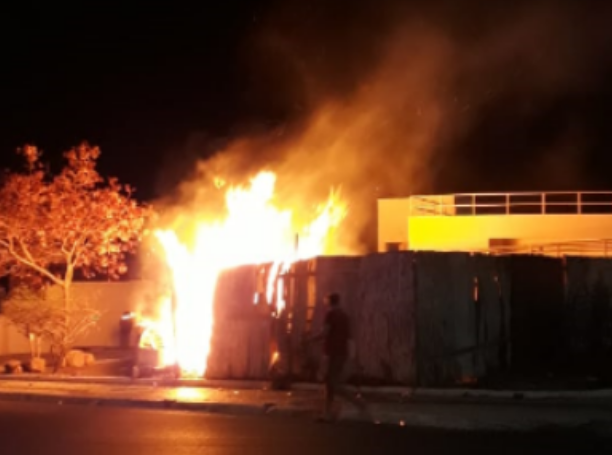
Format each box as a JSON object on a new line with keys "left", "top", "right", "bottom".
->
{"left": 377, "top": 198, "right": 412, "bottom": 251}
{"left": 0, "top": 317, "right": 32, "bottom": 356}
{"left": 1, "top": 280, "right": 159, "bottom": 356}
{"left": 408, "top": 214, "right": 612, "bottom": 252}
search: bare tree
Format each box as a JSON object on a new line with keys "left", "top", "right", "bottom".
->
{"left": 2, "top": 286, "right": 50, "bottom": 359}
{"left": 2, "top": 285, "right": 101, "bottom": 370}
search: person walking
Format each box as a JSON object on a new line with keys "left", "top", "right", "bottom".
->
{"left": 312, "top": 292, "right": 369, "bottom": 422}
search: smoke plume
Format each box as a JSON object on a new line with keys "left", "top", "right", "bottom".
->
{"left": 157, "top": 0, "right": 612, "bottom": 252}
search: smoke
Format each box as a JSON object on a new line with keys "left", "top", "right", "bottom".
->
{"left": 156, "top": 0, "right": 612, "bottom": 252}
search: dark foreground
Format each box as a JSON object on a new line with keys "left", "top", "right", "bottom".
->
{"left": 0, "top": 402, "right": 609, "bottom": 455}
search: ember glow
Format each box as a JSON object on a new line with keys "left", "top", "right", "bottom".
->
{"left": 142, "top": 171, "right": 347, "bottom": 377}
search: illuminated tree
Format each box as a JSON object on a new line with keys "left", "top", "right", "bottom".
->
{"left": 0, "top": 143, "right": 152, "bottom": 367}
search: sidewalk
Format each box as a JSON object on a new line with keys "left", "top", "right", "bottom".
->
{"left": 1, "top": 377, "right": 611, "bottom": 432}
{"left": 2, "top": 373, "right": 612, "bottom": 402}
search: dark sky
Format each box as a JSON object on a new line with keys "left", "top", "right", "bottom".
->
{"left": 0, "top": 2, "right": 270, "bottom": 199}
{"left": 2, "top": 0, "right": 612, "bottom": 202}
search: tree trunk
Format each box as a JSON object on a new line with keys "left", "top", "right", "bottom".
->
{"left": 28, "top": 333, "right": 35, "bottom": 360}
{"left": 51, "top": 344, "right": 67, "bottom": 374}
{"left": 64, "top": 265, "right": 74, "bottom": 309}
{"left": 36, "top": 336, "right": 41, "bottom": 358}
{"left": 56, "top": 266, "right": 74, "bottom": 373}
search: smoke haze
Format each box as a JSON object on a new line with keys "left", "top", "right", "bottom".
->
{"left": 157, "top": 0, "right": 612, "bottom": 251}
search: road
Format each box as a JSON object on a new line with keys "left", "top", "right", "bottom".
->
{"left": 0, "top": 401, "right": 609, "bottom": 455}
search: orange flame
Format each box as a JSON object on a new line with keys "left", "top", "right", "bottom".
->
{"left": 144, "top": 171, "right": 347, "bottom": 377}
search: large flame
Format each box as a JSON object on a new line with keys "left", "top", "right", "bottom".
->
{"left": 143, "top": 171, "right": 346, "bottom": 377}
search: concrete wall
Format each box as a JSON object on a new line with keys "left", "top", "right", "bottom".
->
{"left": 356, "top": 253, "right": 415, "bottom": 384}
{"left": 412, "top": 253, "right": 514, "bottom": 386}
{"left": 505, "top": 256, "right": 565, "bottom": 372}
{"left": 283, "top": 254, "right": 416, "bottom": 384}
{"left": 281, "top": 252, "right": 610, "bottom": 386}
{"left": 408, "top": 214, "right": 612, "bottom": 252}
{"left": 564, "top": 258, "right": 612, "bottom": 374}
{"left": 378, "top": 196, "right": 612, "bottom": 253}
{"left": 415, "top": 253, "right": 479, "bottom": 385}
{"left": 2, "top": 252, "right": 611, "bottom": 385}
{"left": 52, "top": 281, "right": 159, "bottom": 348}
{"left": 0, "top": 317, "right": 33, "bottom": 356}
{"left": 377, "top": 198, "right": 412, "bottom": 252}
{"left": 1, "top": 280, "right": 158, "bottom": 356}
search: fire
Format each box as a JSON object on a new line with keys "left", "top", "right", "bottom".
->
{"left": 137, "top": 296, "right": 177, "bottom": 367}
{"left": 142, "top": 171, "right": 347, "bottom": 377}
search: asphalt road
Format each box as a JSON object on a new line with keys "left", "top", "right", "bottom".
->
{"left": 0, "top": 401, "right": 609, "bottom": 455}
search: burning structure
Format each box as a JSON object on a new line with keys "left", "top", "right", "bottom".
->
{"left": 136, "top": 171, "right": 347, "bottom": 378}
{"left": 127, "top": 3, "right": 612, "bottom": 382}
{"left": 135, "top": 186, "right": 612, "bottom": 380}
{"left": 379, "top": 191, "right": 612, "bottom": 257}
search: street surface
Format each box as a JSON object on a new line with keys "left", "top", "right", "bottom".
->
{"left": 2, "top": 379, "right": 612, "bottom": 430}
{"left": 0, "top": 401, "right": 609, "bottom": 455}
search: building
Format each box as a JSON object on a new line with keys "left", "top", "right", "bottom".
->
{"left": 378, "top": 191, "right": 612, "bottom": 257}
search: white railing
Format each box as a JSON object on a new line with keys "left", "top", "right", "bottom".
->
{"left": 487, "top": 239, "right": 612, "bottom": 258}
{"left": 409, "top": 191, "right": 612, "bottom": 216}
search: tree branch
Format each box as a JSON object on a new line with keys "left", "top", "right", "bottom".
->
{"left": 60, "top": 237, "right": 72, "bottom": 257}
{"left": 67, "top": 229, "right": 91, "bottom": 269}
{"left": 7, "top": 237, "right": 64, "bottom": 286}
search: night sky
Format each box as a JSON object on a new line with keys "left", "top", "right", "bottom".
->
{"left": 2, "top": 0, "right": 612, "bottom": 205}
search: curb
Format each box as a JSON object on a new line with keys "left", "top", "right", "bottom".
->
{"left": 0, "top": 375, "right": 269, "bottom": 390}
{"left": 1, "top": 375, "right": 612, "bottom": 402}
{"left": 291, "top": 383, "right": 612, "bottom": 402}
{"left": 0, "top": 391, "right": 311, "bottom": 418}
